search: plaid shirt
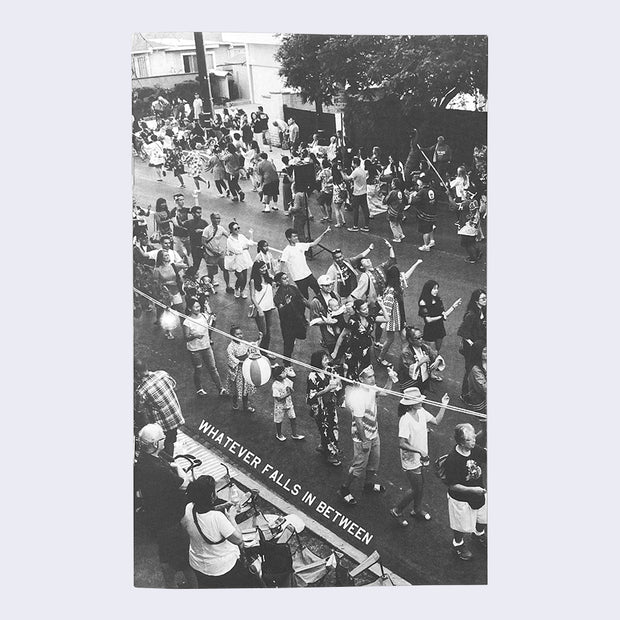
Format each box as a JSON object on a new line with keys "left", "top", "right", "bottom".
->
{"left": 136, "top": 371, "right": 185, "bottom": 432}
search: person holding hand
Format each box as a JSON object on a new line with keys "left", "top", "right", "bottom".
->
{"left": 390, "top": 389, "right": 449, "bottom": 526}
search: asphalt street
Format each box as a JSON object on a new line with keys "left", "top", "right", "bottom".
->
{"left": 133, "top": 153, "right": 487, "bottom": 585}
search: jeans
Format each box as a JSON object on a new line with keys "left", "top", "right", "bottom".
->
{"left": 282, "top": 332, "right": 296, "bottom": 367}
{"left": 189, "top": 347, "right": 222, "bottom": 392}
{"left": 234, "top": 269, "right": 248, "bottom": 292}
{"left": 254, "top": 308, "right": 274, "bottom": 351}
{"left": 228, "top": 174, "right": 242, "bottom": 197}
{"left": 191, "top": 246, "right": 205, "bottom": 271}
{"left": 395, "top": 468, "right": 425, "bottom": 513}
{"left": 389, "top": 220, "right": 404, "bottom": 240}
{"left": 351, "top": 194, "right": 370, "bottom": 228}
{"left": 349, "top": 436, "right": 380, "bottom": 481}
{"left": 214, "top": 179, "right": 228, "bottom": 195}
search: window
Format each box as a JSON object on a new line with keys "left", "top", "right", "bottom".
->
{"left": 183, "top": 54, "right": 198, "bottom": 73}
{"left": 132, "top": 54, "right": 149, "bottom": 78}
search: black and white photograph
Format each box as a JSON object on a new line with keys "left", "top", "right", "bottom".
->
{"left": 132, "top": 31, "right": 488, "bottom": 588}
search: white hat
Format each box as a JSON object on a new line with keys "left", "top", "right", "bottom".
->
{"left": 317, "top": 274, "right": 334, "bottom": 286}
{"left": 399, "top": 387, "right": 426, "bottom": 406}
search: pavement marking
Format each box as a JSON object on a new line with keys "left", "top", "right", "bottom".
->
{"left": 176, "top": 429, "right": 411, "bottom": 586}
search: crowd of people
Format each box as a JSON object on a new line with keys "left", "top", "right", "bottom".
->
{"left": 133, "top": 97, "right": 488, "bottom": 587}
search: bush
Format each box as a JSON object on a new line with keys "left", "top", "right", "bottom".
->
{"left": 132, "top": 79, "right": 201, "bottom": 120}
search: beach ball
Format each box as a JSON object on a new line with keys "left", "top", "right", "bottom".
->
{"left": 242, "top": 355, "right": 272, "bottom": 387}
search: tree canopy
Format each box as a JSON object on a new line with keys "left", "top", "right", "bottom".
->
{"left": 276, "top": 34, "right": 487, "bottom": 109}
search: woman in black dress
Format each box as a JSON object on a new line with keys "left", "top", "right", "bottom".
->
{"left": 418, "top": 279, "right": 462, "bottom": 353}
{"left": 457, "top": 289, "right": 487, "bottom": 399}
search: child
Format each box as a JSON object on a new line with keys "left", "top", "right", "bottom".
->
{"left": 316, "top": 159, "right": 334, "bottom": 222}
{"left": 384, "top": 178, "right": 406, "bottom": 243}
{"left": 271, "top": 365, "right": 305, "bottom": 442}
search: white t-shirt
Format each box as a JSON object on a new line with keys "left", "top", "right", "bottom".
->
{"left": 253, "top": 282, "right": 275, "bottom": 312}
{"left": 183, "top": 314, "right": 211, "bottom": 351}
{"left": 398, "top": 408, "right": 436, "bottom": 470}
{"left": 183, "top": 504, "right": 240, "bottom": 576}
{"left": 280, "top": 243, "right": 312, "bottom": 281}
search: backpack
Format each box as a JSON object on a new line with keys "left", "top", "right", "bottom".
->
{"left": 434, "top": 454, "right": 450, "bottom": 485}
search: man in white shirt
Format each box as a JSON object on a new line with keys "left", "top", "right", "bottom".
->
{"left": 341, "top": 157, "right": 370, "bottom": 232}
{"left": 389, "top": 388, "right": 449, "bottom": 527}
{"left": 144, "top": 235, "right": 186, "bottom": 266}
{"left": 338, "top": 365, "right": 398, "bottom": 505}
{"left": 201, "top": 213, "right": 231, "bottom": 291}
{"left": 278, "top": 227, "right": 330, "bottom": 299}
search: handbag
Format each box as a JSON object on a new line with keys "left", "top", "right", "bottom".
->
{"left": 247, "top": 285, "right": 267, "bottom": 319}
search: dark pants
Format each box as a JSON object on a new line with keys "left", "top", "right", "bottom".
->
{"left": 351, "top": 194, "right": 370, "bottom": 228}
{"left": 254, "top": 308, "right": 274, "bottom": 351}
{"left": 234, "top": 269, "right": 248, "bottom": 292}
{"left": 228, "top": 174, "right": 242, "bottom": 197}
{"left": 283, "top": 332, "right": 296, "bottom": 367}
{"left": 193, "top": 558, "right": 259, "bottom": 589}
{"left": 214, "top": 179, "right": 228, "bottom": 194}
{"left": 294, "top": 274, "right": 320, "bottom": 299}
{"left": 395, "top": 468, "right": 425, "bottom": 514}
{"left": 191, "top": 246, "right": 205, "bottom": 271}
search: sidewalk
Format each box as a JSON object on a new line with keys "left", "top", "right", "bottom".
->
{"left": 134, "top": 430, "right": 410, "bottom": 588}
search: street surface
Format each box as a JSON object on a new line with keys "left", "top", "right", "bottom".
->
{"left": 133, "top": 152, "right": 487, "bottom": 585}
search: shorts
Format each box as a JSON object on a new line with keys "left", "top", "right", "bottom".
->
{"left": 205, "top": 253, "right": 225, "bottom": 275}
{"left": 274, "top": 406, "right": 295, "bottom": 423}
{"left": 262, "top": 181, "right": 279, "bottom": 199}
{"left": 447, "top": 494, "right": 488, "bottom": 533}
{"left": 349, "top": 436, "right": 380, "bottom": 478}
{"left": 417, "top": 219, "right": 435, "bottom": 235}
{"left": 318, "top": 191, "right": 332, "bottom": 207}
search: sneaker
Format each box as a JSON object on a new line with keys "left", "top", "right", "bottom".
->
{"left": 431, "top": 372, "right": 443, "bottom": 382}
{"left": 428, "top": 239, "right": 436, "bottom": 248}
{"left": 284, "top": 211, "right": 291, "bottom": 216}
{"left": 232, "top": 196, "right": 239, "bottom": 202}
{"left": 291, "top": 434, "right": 305, "bottom": 440}
{"left": 363, "top": 483, "right": 386, "bottom": 494}
{"left": 226, "top": 190, "right": 231, "bottom": 198}
{"left": 239, "top": 192, "right": 245, "bottom": 202}
{"left": 276, "top": 434, "right": 286, "bottom": 442}
{"left": 234, "top": 289, "right": 240, "bottom": 298}
{"left": 241, "top": 291, "right": 248, "bottom": 299}
{"left": 285, "top": 367, "right": 296, "bottom": 378}
{"left": 219, "top": 388, "right": 229, "bottom": 397}
{"left": 391, "top": 238, "right": 402, "bottom": 243}
{"left": 262, "top": 207, "right": 271, "bottom": 213}
{"left": 418, "top": 245, "right": 430, "bottom": 252}
{"left": 196, "top": 389, "right": 207, "bottom": 396}
{"left": 465, "top": 257, "right": 478, "bottom": 263}
{"left": 473, "top": 532, "right": 487, "bottom": 548}
{"left": 339, "top": 486, "right": 357, "bottom": 505}
{"left": 226, "top": 286, "right": 234, "bottom": 294}
{"left": 453, "top": 545, "right": 473, "bottom": 561}
{"left": 360, "top": 226, "right": 370, "bottom": 232}
{"left": 347, "top": 226, "right": 360, "bottom": 232}
{"left": 333, "top": 223, "right": 342, "bottom": 228}
{"left": 271, "top": 205, "right": 278, "bottom": 211}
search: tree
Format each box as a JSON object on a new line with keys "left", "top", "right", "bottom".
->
{"left": 277, "top": 34, "right": 487, "bottom": 110}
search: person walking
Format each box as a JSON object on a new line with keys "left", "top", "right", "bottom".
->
{"left": 271, "top": 365, "right": 305, "bottom": 442}
{"left": 341, "top": 157, "right": 370, "bottom": 232}
{"left": 457, "top": 289, "right": 487, "bottom": 400}
{"left": 389, "top": 389, "right": 449, "bottom": 527}
{"left": 444, "top": 423, "right": 487, "bottom": 561}
{"left": 249, "top": 260, "right": 277, "bottom": 355}
{"left": 225, "top": 222, "right": 255, "bottom": 299}
{"left": 134, "top": 360, "right": 185, "bottom": 457}
{"left": 411, "top": 173, "right": 438, "bottom": 251}
{"left": 202, "top": 212, "right": 231, "bottom": 291}
{"left": 338, "top": 365, "right": 398, "bottom": 505}
{"left": 182, "top": 297, "right": 227, "bottom": 397}
{"left": 306, "top": 350, "right": 343, "bottom": 466}
{"left": 256, "top": 152, "right": 280, "bottom": 213}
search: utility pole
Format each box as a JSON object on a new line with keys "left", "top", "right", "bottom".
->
{"left": 193, "top": 32, "right": 214, "bottom": 116}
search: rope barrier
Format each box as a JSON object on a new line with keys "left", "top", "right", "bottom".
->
{"left": 133, "top": 286, "right": 487, "bottom": 420}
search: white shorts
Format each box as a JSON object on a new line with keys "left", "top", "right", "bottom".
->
{"left": 447, "top": 494, "right": 488, "bottom": 533}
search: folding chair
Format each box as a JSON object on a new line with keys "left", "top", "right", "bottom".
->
{"left": 291, "top": 531, "right": 336, "bottom": 587}
{"left": 335, "top": 551, "right": 395, "bottom": 587}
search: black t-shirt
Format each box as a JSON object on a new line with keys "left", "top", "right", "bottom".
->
{"left": 256, "top": 112, "right": 269, "bottom": 132}
{"left": 171, "top": 208, "right": 190, "bottom": 237}
{"left": 185, "top": 217, "right": 208, "bottom": 247}
{"left": 134, "top": 453, "right": 187, "bottom": 530}
{"left": 334, "top": 262, "right": 358, "bottom": 297}
{"left": 444, "top": 445, "right": 487, "bottom": 509}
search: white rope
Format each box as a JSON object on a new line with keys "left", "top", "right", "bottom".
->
{"left": 134, "top": 286, "right": 486, "bottom": 420}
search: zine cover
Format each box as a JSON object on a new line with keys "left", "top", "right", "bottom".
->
{"left": 132, "top": 31, "right": 488, "bottom": 588}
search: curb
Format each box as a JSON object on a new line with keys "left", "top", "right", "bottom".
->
{"left": 177, "top": 429, "right": 411, "bottom": 586}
